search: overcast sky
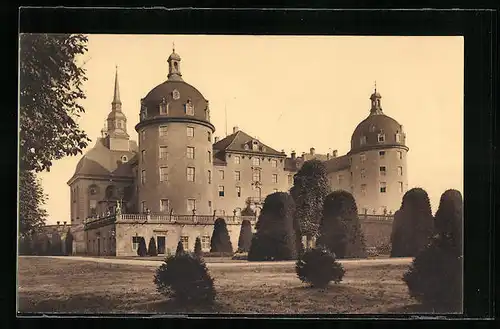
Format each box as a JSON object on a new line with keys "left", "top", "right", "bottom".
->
{"left": 34, "top": 35, "right": 464, "bottom": 224}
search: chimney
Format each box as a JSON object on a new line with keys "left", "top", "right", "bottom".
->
{"left": 327, "top": 153, "right": 331, "bottom": 160}
{"left": 56, "top": 221, "right": 60, "bottom": 226}
{"left": 214, "top": 136, "right": 219, "bottom": 143}
{"left": 63, "top": 221, "right": 67, "bottom": 226}
{"left": 310, "top": 147, "right": 315, "bottom": 155}
{"left": 233, "top": 126, "right": 239, "bottom": 134}
{"left": 332, "top": 150, "right": 338, "bottom": 158}
{"left": 291, "top": 150, "right": 296, "bottom": 159}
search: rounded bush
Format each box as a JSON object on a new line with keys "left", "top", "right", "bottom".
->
{"left": 434, "top": 189, "right": 463, "bottom": 254}
{"left": 153, "top": 253, "right": 216, "bottom": 305}
{"left": 296, "top": 247, "right": 345, "bottom": 288}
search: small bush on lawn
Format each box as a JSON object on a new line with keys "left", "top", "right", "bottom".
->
{"left": 296, "top": 247, "right": 345, "bottom": 288}
{"left": 403, "top": 189, "right": 463, "bottom": 312}
{"left": 148, "top": 237, "right": 158, "bottom": 256}
{"left": 194, "top": 237, "right": 203, "bottom": 257}
{"left": 154, "top": 252, "right": 216, "bottom": 306}
{"left": 137, "top": 237, "right": 147, "bottom": 257}
{"left": 175, "top": 240, "right": 184, "bottom": 256}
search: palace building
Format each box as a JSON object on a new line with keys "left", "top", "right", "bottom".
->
{"left": 66, "top": 47, "right": 408, "bottom": 256}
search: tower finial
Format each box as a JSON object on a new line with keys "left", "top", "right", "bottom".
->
{"left": 172, "top": 41, "right": 175, "bottom": 52}
{"left": 112, "top": 66, "right": 121, "bottom": 106}
{"left": 374, "top": 80, "right": 377, "bottom": 92}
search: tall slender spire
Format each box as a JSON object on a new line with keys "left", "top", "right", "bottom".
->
{"left": 112, "top": 65, "right": 121, "bottom": 107}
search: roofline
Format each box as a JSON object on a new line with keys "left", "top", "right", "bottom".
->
{"left": 67, "top": 174, "right": 135, "bottom": 186}
{"left": 135, "top": 116, "right": 215, "bottom": 133}
{"left": 347, "top": 144, "right": 409, "bottom": 155}
{"left": 216, "top": 149, "right": 287, "bottom": 158}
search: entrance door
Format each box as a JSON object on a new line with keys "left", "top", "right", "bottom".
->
{"left": 157, "top": 236, "right": 166, "bottom": 254}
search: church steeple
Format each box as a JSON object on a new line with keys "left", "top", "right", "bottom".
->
{"left": 167, "top": 42, "right": 183, "bottom": 81}
{"left": 369, "top": 81, "right": 383, "bottom": 115}
{"left": 111, "top": 66, "right": 122, "bottom": 111}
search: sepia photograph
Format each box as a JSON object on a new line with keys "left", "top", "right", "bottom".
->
{"left": 18, "top": 34, "right": 464, "bottom": 315}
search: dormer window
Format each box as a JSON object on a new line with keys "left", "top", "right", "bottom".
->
{"left": 360, "top": 136, "right": 367, "bottom": 146}
{"left": 395, "top": 132, "right": 402, "bottom": 143}
{"left": 121, "top": 155, "right": 128, "bottom": 163}
{"left": 140, "top": 108, "right": 148, "bottom": 120}
{"left": 252, "top": 140, "right": 259, "bottom": 151}
{"left": 369, "top": 125, "right": 376, "bottom": 132}
{"left": 172, "top": 89, "right": 180, "bottom": 100}
{"left": 159, "top": 99, "right": 168, "bottom": 115}
{"left": 377, "top": 133, "right": 385, "bottom": 143}
{"left": 244, "top": 144, "right": 249, "bottom": 150}
{"left": 185, "top": 100, "right": 194, "bottom": 116}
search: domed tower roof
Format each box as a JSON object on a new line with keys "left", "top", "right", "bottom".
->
{"left": 136, "top": 45, "right": 214, "bottom": 132}
{"left": 349, "top": 86, "right": 408, "bottom": 153}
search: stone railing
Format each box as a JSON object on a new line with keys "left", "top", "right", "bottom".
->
{"left": 359, "top": 214, "right": 394, "bottom": 222}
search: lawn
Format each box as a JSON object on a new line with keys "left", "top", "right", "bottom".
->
{"left": 17, "top": 256, "right": 428, "bottom": 314}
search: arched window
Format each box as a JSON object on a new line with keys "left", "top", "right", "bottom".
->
{"left": 121, "top": 155, "right": 128, "bottom": 163}
{"left": 105, "top": 185, "right": 116, "bottom": 199}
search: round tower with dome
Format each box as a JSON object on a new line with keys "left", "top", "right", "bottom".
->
{"left": 348, "top": 85, "right": 409, "bottom": 215}
{"left": 135, "top": 46, "right": 215, "bottom": 215}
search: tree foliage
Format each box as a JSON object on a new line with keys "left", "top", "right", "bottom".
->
{"left": 403, "top": 190, "right": 463, "bottom": 312}
{"left": 248, "top": 192, "right": 297, "bottom": 261}
{"left": 237, "top": 219, "right": 253, "bottom": 252}
{"left": 176, "top": 240, "right": 185, "bottom": 256}
{"left": 148, "top": 237, "right": 158, "bottom": 256}
{"left": 19, "top": 33, "right": 91, "bottom": 173}
{"left": 317, "top": 190, "right": 367, "bottom": 258}
{"left": 154, "top": 253, "right": 216, "bottom": 305}
{"left": 194, "top": 237, "right": 203, "bottom": 257}
{"left": 390, "top": 188, "right": 435, "bottom": 257}
{"left": 137, "top": 237, "right": 147, "bottom": 257}
{"left": 19, "top": 170, "right": 48, "bottom": 237}
{"left": 296, "top": 246, "right": 345, "bottom": 288}
{"left": 210, "top": 218, "right": 233, "bottom": 253}
{"left": 290, "top": 160, "right": 330, "bottom": 239}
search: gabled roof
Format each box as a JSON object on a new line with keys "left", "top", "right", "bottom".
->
{"left": 213, "top": 130, "right": 285, "bottom": 156}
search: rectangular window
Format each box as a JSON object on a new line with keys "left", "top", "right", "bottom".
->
{"left": 379, "top": 151, "right": 385, "bottom": 159}
{"left": 252, "top": 171, "right": 261, "bottom": 182}
{"left": 185, "top": 102, "right": 194, "bottom": 116}
{"left": 141, "top": 170, "right": 146, "bottom": 184}
{"left": 378, "top": 134, "right": 386, "bottom": 143}
{"left": 380, "top": 182, "right": 387, "bottom": 193}
{"left": 208, "top": 170, "right": 212, "bottom": 184}
{"left": 159, "top": 146, "right": 168, "bottom": 160}
{"left": 208, "top": 151, "right": 212, "bottom": 163}
{"left": 234, "top": 171, "right": 241, "bottom": 181}
{"left": 132, "top": 236, "right": 141, "bottom": 251}
{"left": 395, "top": 133, "right": 402, "bottom": 143}
{"left": 252, "top": 157, "right": 261, "bottom": 166}
{"left": 159, "top": 125, "right": 168, "bottom": 137}
{"left": 141, "top": 201, "right": 147, "bottom": 213}
{"left": 234, "top": 156, "right": 240, "bottom": 164}
{"left": 141, "top": 130, "right": 146, "bottom": 141}
{"left": 236, "top": 186, "right": 241, "bottom": 197}
{"left": 157, "top": 236, "right": 166, "bottom": 254}
{"left": 272, "top": 174, "right": 278, "bottom": 183}
{"left": 201, "top": 236, "right": 210, "bottom": 250}
{"left": 360, "top": 168, "right": 366, "bottom": 179}
{"left": 360, "top": 136, "right": 367, "bottom": 145}
{"left": 141, "top": 150, "right": 146, "bottom": 162}
{"left": 380, "top": 166, "right": 387, "bottom": 176}
{"left": 397, "top": 166, "right": 403, "bottom": 176}
{"left": 159, "top": 166, "right": 168, "bottom": 182}
{"left": 159, "top": 102, "right": 168, "bottom": 115}
{"left": 207, "top": 132, "right": 211, "bottom": 142}
{"left": 160, "top": 199, "right": 170, "bottom": 213}
{"left": 187, "top": 167, "right": 195, "bottom": 182}
{"left": 361, "top": 184, "right": 367, "bottom": 196}
{"left": 218, "top": 186, "right": 225, "bottom": 197}
{"left": 288, "top": 174, "right": 293, "bottom": 185}
{"left": 398, "top": 181, "right": 404, "bottom": 193}
{"left": 397, "top": 151, "right": 403, "bottom": 160}
{"left": 208, "top": 201, "right": 212, "bottom": 213}
{"left": 187, "top": 146, "right": 195, "bottom": 159}
{"left": 360, "top": 153, "right": 366, "bottom": 163}
{"left": 187, "top": 126, "right": 194, "bottom": 137}
{"left": 187, "top": 199, "right": 196, "bottom": 213}
{"left": 180, "top": 236, "right": 189, "bottom": 250}
{"left": 271, "top": 159, "right": 278, "bottom": 168}
{"left": 337, "top": 174, "right": 344, "bottom": 185}
{"left": 219, "top": 170, "right": 225, "bottom": 180}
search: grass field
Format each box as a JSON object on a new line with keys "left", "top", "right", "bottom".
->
{"left": 17, "top": 256, "right": 430, "bottom": 314}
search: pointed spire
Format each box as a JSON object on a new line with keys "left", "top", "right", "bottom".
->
{"left": 112, "top": 65, "right": 121, "bottom": 106}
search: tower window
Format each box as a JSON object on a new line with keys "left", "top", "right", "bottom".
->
{"left": 159, "top": 146, "right": 168, "bottom": 160}
{"left": 272, "top": 174, "right": 278, "bottom": 183}
{"left": 395, "top": 133, "right": 402, "bottom": 143}
{"left": 141, "top": 130, "right": 146, "bottom": 141}
{"left": 398, "top": 181, "right": 404, "bottom": 193}
{"left": 187, "top": 127, "right": 194, "bottom": 137}
{"left": 218, "top": 186, "right": 225, "bottom": 197}
{"left": 219, "top": 170, "right": 225, "bottom": 180}
{"left": 361, "top": 184, "right": 367, "bottom": 196}
{"left": 380, "top": 182, "right": 387, "bottom": 193}
{"left": 379, "top": 151, "right": 385, "bottom": 159}
{"left": 159, "top": 167, "right": 168, "bottom": 182}
{"left": 360, "top": 168, "right": 366, "bottom": 179}
{"left": 234, "top": 171, "right": 241, "bottom": 181}
{"left": 377, "top": 133, "right": 386, "bottom": 143}
{"left": 337, "top": 174, "right": 344, "bottom": 185}
{"left": 141, "top": 170, "right": 146, "bottom": 185}
{"left": 234, "top": 156, "right": 241, "bottom": 164}
{"left": 360, "top": 136, "right": 367, "bottom": 146}
{"left": 397, "top": 151, "right": 403, "bottom": 160}
{"left": 208, "top": 170, "right": 212, "bottom": 184}
{"left": 360, "top": 153, "right": 366, "bottom": 163}
{"left": 207, "top": 132, "right": 211, "bottom": 142}
{"left": 185, "top": 100, "right": 194, "bottom": 116}
{"left": 159, "top": 125, "right": 168, "bottom": 137}
{"left": 252, "top": 157, "right": 261, "bottom": 166}
{"left": 397, "top": 166, "right": 403, "bottom": 176}
{"left": 271, "top": 159, "right": 278, "bottom": 168}
{"left": 208, "top": 151, "right": 212, "bottom": 163}
{"left": 187, "top": 147, "right": 195, "bottom": 159}
{"left": 159, "top": 100, "right": 168, "bottom": 115}
{"left": 186, "top": 167, "right": 195, "bottom": 182}
{"left": 236, "top": 186, "right": 241, "bottom": 197}
{"left": 141, "top": 150, "right": 146, "bottom": 162}
{"left": 160, "top": 199, "right": 170, "bottom": 213}
{"left": 380, "top": 166, "right": 387, "bottom": 176}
